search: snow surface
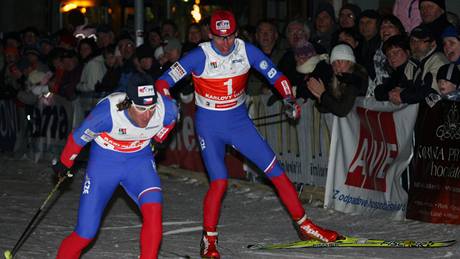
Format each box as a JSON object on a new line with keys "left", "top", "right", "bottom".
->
{"left": 0, "top": 154, "right": 459, "bottom": 259}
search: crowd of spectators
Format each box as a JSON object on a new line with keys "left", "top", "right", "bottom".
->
{"left": 1, "top": 0, "right": 460, "bottom": 156}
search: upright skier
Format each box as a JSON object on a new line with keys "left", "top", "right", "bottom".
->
{"left": 155, "top": 9, "right": 339, "bottom": 259}
{"left": 53, "top": 73, "right": 178, "bottom": 259}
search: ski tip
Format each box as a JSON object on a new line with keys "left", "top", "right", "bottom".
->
{"left": 4, "top": 250, "right": 13, "bottom": 259}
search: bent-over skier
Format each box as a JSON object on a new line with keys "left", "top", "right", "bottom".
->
{"left": 53, "top": 73, "right": 178, "bottom": 259}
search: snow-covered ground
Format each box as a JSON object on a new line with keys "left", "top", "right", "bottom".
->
{"left": 0, "top": 154, "right": 459, "bottom": 259}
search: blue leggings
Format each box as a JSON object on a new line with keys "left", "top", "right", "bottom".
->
{"left": 75, "top": 145, "right": 162, "bottom": 239}
{"left": 195, "top": 105, "right": 284, "bottom": 181}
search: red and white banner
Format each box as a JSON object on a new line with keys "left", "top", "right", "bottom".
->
{"left": 324, "top": 98, "right": 418, "bottom": 219}
{"left": 407, "top": 101, "right": 460, "bottom": 224}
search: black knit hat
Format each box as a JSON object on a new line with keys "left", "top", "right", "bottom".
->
{"left": 381, "top": 15, "right": 406, "bottom": 36}
{"left": 340, "top": 4, "right": 361, "bottom": 20}
{"left": 410, "top": 24, "right": 435, "bottom": 41}
{"left": 359, "top": 9, "right": 382, "bottom": 26}
{"left": 136, "top": 44, "right": 155, "bottom": 59}
{"left": 437, "top": 63, "right": 460, "bottom": 87}
{"left": 126, "top": 73, "right": 157, "bottom": 106}
{"left": 316, "top": 1, "right": 336, "bottom": 22}
{"left": 420, "top": 0, "right": 446, "bottom": 11}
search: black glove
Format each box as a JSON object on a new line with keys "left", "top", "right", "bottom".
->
{"left": 52, "top": 159, "right": 73, "bottom": 179}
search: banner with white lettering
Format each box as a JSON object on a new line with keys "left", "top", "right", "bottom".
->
{"left": 30, "top": 95, "right": 73, "bottom": 162}
{"left": 0, "top": 99, "right": 17, "bottom": 151}
{"left": 159, "top": 100, "right": 246, "bottom": 179}
{"left": 407, "top": 101, "right": 460, "bottom": 224}
{"left": 324, "top": 98, "right": 417, "bottom": 219}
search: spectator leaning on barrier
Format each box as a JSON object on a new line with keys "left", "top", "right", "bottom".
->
{"left": 368, "top": 15, "right": 406, "bottom": 97}
{"left": 441, "top": 26, "right": 460, "bottom": 64}
{"left": 307, "top": 43, "right": 368, "bottom": 117}
{"left": 388, "top": 25, "right": 448, "bottom": 106}
{"left": 374, "top": 35, "right": 412, "bottom": 102}
{"left": 294, "top": 39, "right": 332, "bottom": 102}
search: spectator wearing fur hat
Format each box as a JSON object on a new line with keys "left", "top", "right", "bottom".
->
{"left": 294, "top": 39, "right": 332, "bottom": 102}
{"left": 311, "top": 1, "right": 338, "bottom": 54}
{"left": 419, "top": 0, "right": 452, "bottom": 50}
{"left": 306, "top": 43, "right": 368, "bottom": 117}
{"left": 441, "top": 26, "right": 460, "bottom": 64}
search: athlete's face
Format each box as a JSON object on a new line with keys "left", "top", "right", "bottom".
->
{"left": 210, "top": 33, "right": 237, "bottom": 55}
{"left": 128, "top": 103, "right": 156, "bottom": 128}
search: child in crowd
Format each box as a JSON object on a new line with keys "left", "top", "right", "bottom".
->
{"left": 437, "top": 63, "right": 460, "bottom": 100}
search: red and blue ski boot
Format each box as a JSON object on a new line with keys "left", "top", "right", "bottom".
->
{"left": 200, "top": 231, "right": 220, "bottom": 259}
{"left": 296, "top": 214, "right": 339, "bottom": 242}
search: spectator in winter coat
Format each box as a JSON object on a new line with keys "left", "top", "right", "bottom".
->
{"left": 182, "top": 23, "right": 203, "bottom": 54}
{"left": 387, "top": 25, "right": 448, "bottom": 105}
{"left": 441, "top": 26, "right": 460, "bottom": 64}
{"left": 367, "top": 15, "right": 406, "bottom": 96}
{"left": 338, "top": 4, "right": 361, "bottom": 30}
{"left": 357, "top": 10, "right": 382, "bottom": 81}
{"left": 374, "top": 35, "right": 412, "bottom": 102}
{"left": 247, "top": 19, "right": 284, "bottom": 96}
{"left": 307, "top": 43, "right": 368, "bottom": 117}
{"left": 311, "top": 1, "right": 337, "bottom": 54}
{"left": 294, "top": 39, "right": 332, "bottom": 102}
{"left": 437, "top": 63, "right": 460, "bottom": 97}
{"left": 277, "top": 19, "right": 312, "bottom": 103}
{"left": 419, "top": 0, "right": 452, "bottom": 50}
{"left": 96, "top": 25, "right": 115, "bottom": 49}
{"left": 95, "top": 44, "right": 121, "bottom": 94}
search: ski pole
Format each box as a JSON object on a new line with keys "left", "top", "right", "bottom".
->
{"left": 256, "top": 119, "right": 287, "bottom": 127}
{"left": 251, "top": 112, "right": 283, "bottom": 121}
{"left": 4, "top": 175, "right": 68, "bottom": 259}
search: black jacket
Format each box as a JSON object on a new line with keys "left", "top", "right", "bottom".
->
{"left": 316, "top": 64, "right": 368, "bottom": 117}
